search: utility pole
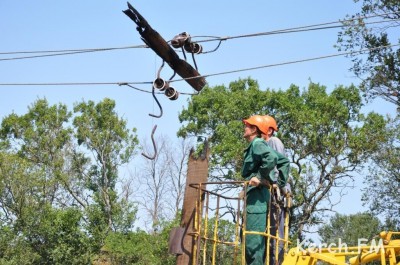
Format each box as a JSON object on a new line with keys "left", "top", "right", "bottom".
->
{"left": 173, "top": 141, "right": 209, "bottom": 265}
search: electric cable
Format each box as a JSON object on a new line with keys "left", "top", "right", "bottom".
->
{"left": 197, "top": 18, "right": 400, "bottom": 43}
{"left": 171, "top": 43, "right": 400, "bottom": 83}
{"left": 0, "top": 45, "right": 147, "bottom": 61}
{"left": 0, "top": 81, "right": 150, "bottom": 87}
{"left": 0, "top": 12, "right": 398, "bottom": 61}
{"left": 0, "top": 45, "right": 146, "bottom": 55}
{"left": 1, "top": 43, "right": 397, "bottom": 96}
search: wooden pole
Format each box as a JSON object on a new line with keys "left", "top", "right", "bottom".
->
{"left": 176, "top": 142, "right": 209, "bottom": 265}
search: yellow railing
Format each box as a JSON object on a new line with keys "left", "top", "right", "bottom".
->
{"left": 189, "top": 181, "right": 290, "bottom": 265}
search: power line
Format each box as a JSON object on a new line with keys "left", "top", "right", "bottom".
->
{"left": 0, "top": 45, "right": 147, "bottom": 61}
{"left": 0, "top": 81, "right": 198, "bottom": 95}
{"left": 1, "top": 12, "right": 398, "bottom": 61}
{"left": 192, "top": 43, "right": 400, "bottom": 81}
{"left": 1, "top": 43, "right": 397, "bottom": 93}
{"left": 0, "top": 81, "right": 150, "bottom": 86}
{"left": 0, "top": 45, "right": 146, "bottom": 55}
{"left": 205, "top": 18, "right": 400, "bottom": 43}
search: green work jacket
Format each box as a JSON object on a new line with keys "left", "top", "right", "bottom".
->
{"left": 241, "top": 137, "right": 290, "bottom": 214}
{"left": 241, "top": 137, "right": 277, "bottom": 188}
{"left": 241, "top": 137, "right": 290, "bottom": 190}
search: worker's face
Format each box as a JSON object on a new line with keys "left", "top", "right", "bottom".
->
{"left": 243, "top": 123, "right": 257, "bottom": 141}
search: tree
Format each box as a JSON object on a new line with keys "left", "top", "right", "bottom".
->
{"left": 165, "top": 137, "right": 191, "bottom": 218}
{"left": 0, "top": 99, "right": 96, "bottom": 264}
{"left": 337, "top": 0, "right": 400, "bottom": 106}
{"left": 177, "top": 78, "right": 389, "bottom": 240}
{"left": 136, "top": 135, "right": 191, "bottom": 232}
{"left": 137, "top": 134, "right": 171, "bottom": 232}
{"left": 0, "top": 98, "right": 140, "bottom": 262}
{"left": 362, "top": 115, "right": 400, "bottom": 227}
{"left": 0, "top": 152, "right": 92, "bottom": 264}
{"left": 319, "top": 212, "right": 383, "bottom": 265}
{"left": 73, "top": 98, "right": 139, "bottom": 234}
{"left": 0, "top": 99, "right": 75, "bottom": 208}
{"left": 100, "top": 217, "right": 180, "bottom": 265}
{"left": 319, "top": 212, "right": 382, "bottom": 247}
{"left": 336, "top": 0, "right": 400, "bottom": 233}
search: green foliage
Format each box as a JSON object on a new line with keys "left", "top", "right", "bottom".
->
{"left": 0, "top": 225, "right": 40, "bottom": 265}
{"left": 101, "top": 218, "right": 180, "bottom": 265}
{"left": 337, "top": 0, "right": 400, "bottom": 106}
{"left": 178, "top": 79, "right": 389, "bottom": 240}
{"left": 0, "top": 206, "right": 92, "bottom": 265}
{"left": 319, "top": 212, "right": 382, "bottom": 246}
{"left": 362, "top": 115, "right": 400, "bottom": 227}
{"left": 27, "top": 206, "right": 92, "bottom": 265}
{"left": 0, "top": 98, "right": 72, "bottom": 158}
{"left": 0, "top": 98, "right": 140, "bottom": 263}
{"left": 73, "top": 98, "right": 139, "bottom": 232}
{"left": 201, "top": 217, "right": 241, "bottom": 265}
{"left": 0, "top": 99, "right": 73, "bottom": 206}
{"left": 73, "top": 98, "right": 138, "bottom": 166}
{"left": 102, "top": 231, "right": 160, "bottom": 264}
{"left": 318, "top": 212, "right": 384, "bottom": 265}
{"left": 0, "top": 152, "right": 39, "bottom": 222}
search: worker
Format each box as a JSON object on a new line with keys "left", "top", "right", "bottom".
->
{"left": 262, "top": 115, "right": 290, "bottom": 265}
{"left": 241, "top": 115, "right": 290, "bottom": 265}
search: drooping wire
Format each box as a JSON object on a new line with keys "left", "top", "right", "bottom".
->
{"left": 181, "top": 47, "right": 187, "bottom": 61}
{"left": 169, "top": 71, "right": 177, "bottom": 81}
{"left": 190, "top": 53, "right": 197, "bottom": 71}
{"left": 200, "top": 39, "right": 224, "bottom": 54}
{"left": 149, "top": 85, "right": 163, "bottom": 118}
{"left": 157, "top": 60, "right": 165, "bottom": 79}
{"left": 141, "top": 124, "right": 158, "bottom": 160}
{"left": 148, "top": 61, "right": 165, "bottom": 118}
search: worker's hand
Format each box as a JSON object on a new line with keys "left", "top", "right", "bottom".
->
{"left": 248, "top": 176, "right": 260, "bottom": 187}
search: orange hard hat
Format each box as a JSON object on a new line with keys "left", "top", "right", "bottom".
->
{"left": 243, "top": 115, "right": 269, "bottom": 135}
{"left": 262, "top": 115, "right": 278, "bottom": 132}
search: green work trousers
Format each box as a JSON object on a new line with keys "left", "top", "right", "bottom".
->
{"left": 245, "top": 186, "right": 270, "bottom": 265}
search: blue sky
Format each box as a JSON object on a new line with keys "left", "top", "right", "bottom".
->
{"left": 0, "top": 1, "right": 397, "bottom": 220}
